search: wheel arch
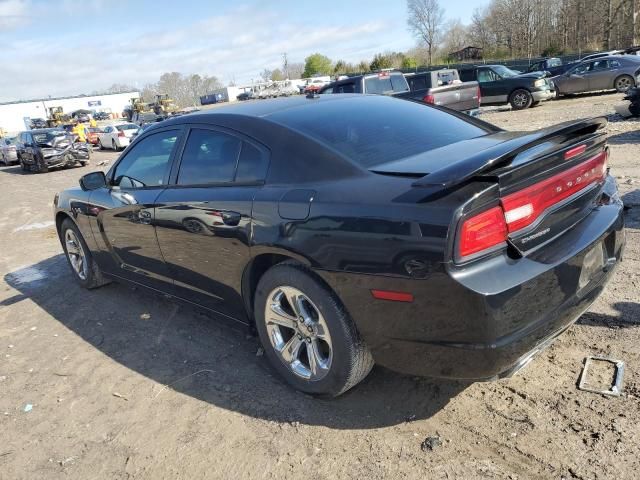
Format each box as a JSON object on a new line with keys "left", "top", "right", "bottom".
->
{"left": 614, "top": 73, "right": 635, "bottom": 90}
{"left": 55, "top": 211, "right": 74, "bottom": 237}
{"left": 241, "top": 249, "right": 330, "bottom": 327}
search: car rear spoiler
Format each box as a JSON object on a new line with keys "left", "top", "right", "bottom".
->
{"left": 411, "top": 117, "right": 607, "bottom": 189}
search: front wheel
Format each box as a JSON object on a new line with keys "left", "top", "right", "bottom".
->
{"left": 510, "top": 89, "right": 533, "bottom": 110}
{"left": 615, "top": 75, "right": 634, "bottom": 93}
{"left": 254, "top": 262, "right": 373, "bottom": 397}
{"left": 60, "top": 218, "right": 110, "bottom": 289}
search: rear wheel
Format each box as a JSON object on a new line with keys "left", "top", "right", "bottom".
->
{"left": 112, "top": 139, "right": 118, "bottom": 151}
{"left": 510, "top": 89, "right": 533, "bottom": 110}
{"left": 60, "top": 218, "right": 110, "bottom": 289}
{"left": 254, "top": 262, "right": 373, "bottom": 397}
{"left": 615, "top": 75, "right": 634, "bottom": 93}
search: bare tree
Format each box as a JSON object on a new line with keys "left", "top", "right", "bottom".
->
{"left": 407, "top": 0, "right": 445, "bottom": 64}
{"left": 441, "top": 19, "right": 469, "bottom": 54}
{"left": 287, "top": 62, "right": 305, "bottom": 80}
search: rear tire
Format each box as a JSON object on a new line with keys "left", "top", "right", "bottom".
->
{"left": 510, "top": 89, "right": 533, "bottom": 110}
{"left": 112, "top": 139, "right": 119, "bottom": 152}
{"left": 615, "top": 74, "right": 634, "bottom": 93}
{"left": 60, "top": 218, "right": 110, "bottom": 289}
{"left": 254, "top": 262, "right": 374, "bottom": 397}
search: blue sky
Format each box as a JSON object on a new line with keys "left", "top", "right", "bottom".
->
{"left": 0, "top": 0, "right": 488, "bottom": 102}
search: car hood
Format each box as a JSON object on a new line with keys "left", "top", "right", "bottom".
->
{"left": 514, "top": 70, "right": 548, "bottom": 79}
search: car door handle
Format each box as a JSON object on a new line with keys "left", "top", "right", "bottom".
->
{"left": 111, "top": 190, "right": 138, "bottom": 205}
{"left": 221, "top": 211, "right": 241, "bottom": 226}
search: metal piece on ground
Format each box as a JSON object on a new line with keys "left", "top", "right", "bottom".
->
{"left": 578, "top": 356, "right": 625, "bottom": 396}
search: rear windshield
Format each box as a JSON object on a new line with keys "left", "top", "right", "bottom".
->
{"left": 116, "top": 124, "right": 139, "bottom": 131}
{"left": 547, "top": 58, "right": 562, "bottom": 67}
{"left": 269, "top": 96, "right": 490, "bottom": 168}
{"left": 364, "top": 73, "right": 409, "bottom": 94}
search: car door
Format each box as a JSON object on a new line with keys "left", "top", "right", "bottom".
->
{"left": 563, "top": 62, "right": 591, "bottom": 93}
{"left": 153, "top": 125, "right": 270, "bottom": 321}
{"left": 476, "top": 68, "right": 506, "bottom": 103}
{"left": 586, "top": 60, "right": 612, "bottom": 90}
{"left": 87, "top": 127, "right": 184, "bottom": 292}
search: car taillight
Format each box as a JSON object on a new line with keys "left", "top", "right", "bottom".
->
{"left": 501, "top": 150, "right": 607, "bottom": 233}
{"left": 117, "top": 130, "right": 125, "bottom": 137}
{"left": 476, "top": 85, "right": 481, "bottom": 104}
{"left": 458, "top": 149, "right": 607, "bottom": 259}
{"left": 458, "top": 206, "right": 508, "bottom": 257}
{"left": 423, "top": 94, "right": 435, "bottom": 104}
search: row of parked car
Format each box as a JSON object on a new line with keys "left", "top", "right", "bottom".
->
{"left": 309, "top": 48, "right": 640, "bottom": 113}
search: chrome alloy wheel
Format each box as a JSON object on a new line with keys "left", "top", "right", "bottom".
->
{"left": 513, "top": 92, "right": 529, "bottom": 108}
{"left": 616, "top": 76, "right": 632, "bottom": 92}
{"left": 264, "top": 286, "right": 333, "bottom": 381}
{"left": 65, "top": 229, "right": 88, "bottom": 280}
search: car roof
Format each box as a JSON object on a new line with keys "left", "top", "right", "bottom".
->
{"left": 161, "top": 94, "right": 357, "bottom": 122}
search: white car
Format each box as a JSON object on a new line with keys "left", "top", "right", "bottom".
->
{"left": 98, "top": 123, "right": 139, "bottom": 151}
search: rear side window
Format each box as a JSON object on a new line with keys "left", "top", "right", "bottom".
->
{"left": 270, "top": 95, "right": 489, "bottom": 168}
{"left": 235, "top": 142, "right": 269, "bottom": 183}
{"left": 178, "top": 129, "right": 241, "bottom": 185}
{"left": 407, "top": 75, "right": 428, "bottom": 91}
{"left": 364, "top": 73, "right": 409, "bottom": 94}
{"left": 335, "top": 83, "right": 355, "bottom": 93}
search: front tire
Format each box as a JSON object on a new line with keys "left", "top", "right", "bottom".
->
{"left": 254, "top": 262, "right": 373, "bottom": 397}
{"left": 510, "top": 89, "right": 533, "bottom": 110}
{"left": 615, "top": 74, "right": 634, "bottom": 93}
{"left": 60, "top": 218, "right": 110, "bottom": 289}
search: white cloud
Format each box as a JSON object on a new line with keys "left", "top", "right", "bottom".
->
{"left": 0, "top": 5, "right": 411, "bottom": 102}
{"left": 0, "top": 0, "right": 29, "bottom": 29}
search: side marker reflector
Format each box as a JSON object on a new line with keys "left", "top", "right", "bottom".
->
{"left": 371, "top": 290, "right": 414, "bottom": 302}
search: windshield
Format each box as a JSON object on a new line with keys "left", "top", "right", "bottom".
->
{"left": 270, "top": 95, "right": 490, "bottom": 168}
{"left": 492, "top": 65, "right": 520, "bottom": 78}
{"left": 32, "top": 131, "right": 67, "bottom": 146}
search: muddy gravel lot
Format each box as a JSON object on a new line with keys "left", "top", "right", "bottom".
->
{"left": 1, "top": 94, "right": 639, "bottom": 480}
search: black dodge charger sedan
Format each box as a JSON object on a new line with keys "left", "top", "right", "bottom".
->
{"left": 53, "top": 95, "right": 624, "bottom": 396}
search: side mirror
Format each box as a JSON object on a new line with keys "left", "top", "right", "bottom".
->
{"left": 79, "top": 171, "right": 107, "bottom": 191}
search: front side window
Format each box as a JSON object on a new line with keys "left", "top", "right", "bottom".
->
{"left": 477, "top": 69, "right": 497, "bottom": 83}
{"left": 572, "top": 63, "right": 590, "bottom": 75}
{"left": 177, "top": 129, "right": 241, "bottom": 185}
{"left": 113, "top": 130, "right": 178, "bottom": 188}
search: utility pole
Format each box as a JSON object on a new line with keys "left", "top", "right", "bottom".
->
{"left": 633, "top": 0, "right": 638, "bottom": 46}
{"left": 282, "top": 52, "right": 289, "bottom": 79}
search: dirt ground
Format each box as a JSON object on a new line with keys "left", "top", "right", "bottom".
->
{"left": 1, "top": 94, "right": 639, "bottom": 480}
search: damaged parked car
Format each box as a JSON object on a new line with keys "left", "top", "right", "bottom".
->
{"left": 54, "top": 95, "right": 623, "bottom": 397}
{"left": 17, "top": 128, "right": 90, "bottom": 173}
{"left": 553, "top": 55, "right": 640, "bottom": 95}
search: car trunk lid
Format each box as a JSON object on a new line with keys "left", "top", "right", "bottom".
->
{"left": 372, "top": 117, "right": 609, "bottom": 258}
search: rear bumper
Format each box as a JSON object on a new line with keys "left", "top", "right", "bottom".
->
{"left": 318, "top": 193, "right": 624, "bottom": 380}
